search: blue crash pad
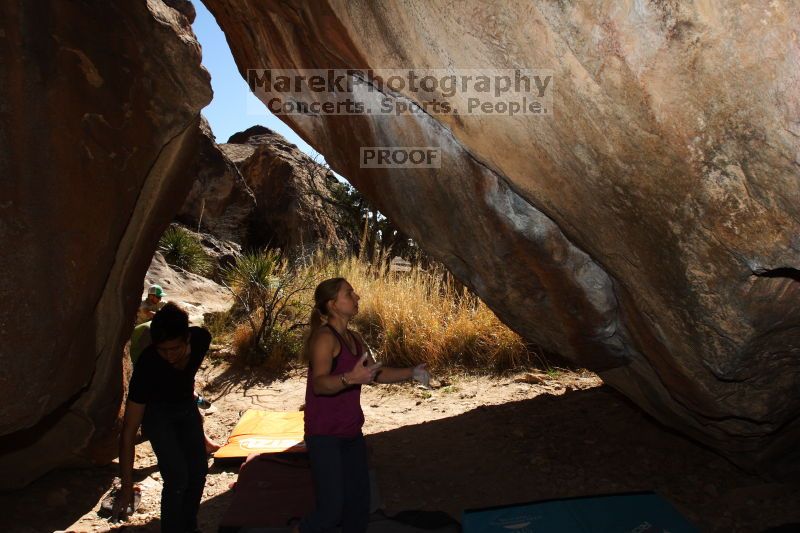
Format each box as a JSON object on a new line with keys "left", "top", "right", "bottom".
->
{"left": 462, "top": 491, "right": 698, "bottom": 533}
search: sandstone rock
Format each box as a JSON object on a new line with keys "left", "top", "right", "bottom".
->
{"left": 179, "top": 125, "right": 350, "bottom": 254}
{"left": 178, "top": 124, "right": 257, "bottom": 245}
{"left": 162, "top": 0, "right": 196, "bottom": 24}
{"left": 195, "top": 226, "right": 242, "bottom": 280}
{"left": 0, "top": 0, "right": 211, "bottom": 487}
{"left": 203, "top": 0, "right": 800, "bottom": 474}
{"left": 141, "top": 251, "right": 233, "bottom": 326}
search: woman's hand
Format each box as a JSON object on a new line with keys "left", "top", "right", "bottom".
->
{"left": 346, "top": 354, "right": 382, "bottom": 385}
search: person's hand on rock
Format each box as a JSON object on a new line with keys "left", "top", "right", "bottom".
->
{"left": 110, "top": 484, "right": 135, "bottom": 523}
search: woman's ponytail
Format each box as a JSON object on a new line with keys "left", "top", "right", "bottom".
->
{"left": 301, "top": 307, "right": 324, "bottom": 362}
{"left": 302, "top": 277, "right": 346, "bottom": 362}
{"left": 309, "top": 306, "right": 325, "bottom": 332}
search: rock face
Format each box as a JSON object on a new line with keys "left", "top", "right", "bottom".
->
{"left": 142, "top": 251, "right": 232, "bottom": 326}
{"left": 178, "top": 122, "right": 257, "bottom": 245}
{"left": 179, "top": 125, "right": 349, "bottom": 254}
{"left": 204, "top": 1, "right": 800, "bottom": 473}
{"left": 0, "top": 1, "right": 212, "bottom": 487}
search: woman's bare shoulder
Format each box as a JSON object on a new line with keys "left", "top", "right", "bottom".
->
{"left": 311, "top": 325, "right": 339, "bottom": 352}
{"left": 308, "top": 327, "right": 341, "bottom": 370}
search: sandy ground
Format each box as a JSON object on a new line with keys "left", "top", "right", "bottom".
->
{"left": 2, "top": 352, "right": 799, "bottom": 533}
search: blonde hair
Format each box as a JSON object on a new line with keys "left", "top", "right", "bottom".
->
{"left": 303, "top": 277, "right": 347, "bottom": 360}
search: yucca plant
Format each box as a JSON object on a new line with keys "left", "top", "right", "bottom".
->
{"left": 224, "top": 249, "right": 282, "bottom": 304}
{"left": 222, "top": 249, "right": 316, "bottom": 364}
{"left": 157, "top": 226, "right": 211, "bottom": 276}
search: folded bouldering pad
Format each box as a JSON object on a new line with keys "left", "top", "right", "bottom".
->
{"left": 219, "top": 453, "right": 314, "bottom": 531}
{"left": 215, "top": 410, "right": 306, "bottom": 459}
{"left": 462, "top": 491, "right": 697, "bottom": 532}
{"left": 218, "top": 452, "right": 389, "bottom": 532}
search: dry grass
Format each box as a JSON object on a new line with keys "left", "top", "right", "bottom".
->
{"left": 224, "top": 251, "right": 541, "bottom": 372}
{"left": 231, "top": 321, "right": 258, "bottom": 363}
{"left": 299, "top": 253, "right": 538, "bottom": 372}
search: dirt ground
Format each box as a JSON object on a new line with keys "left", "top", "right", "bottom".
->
{"left": 2, "top": 352, "right": 799, "bottom": 533}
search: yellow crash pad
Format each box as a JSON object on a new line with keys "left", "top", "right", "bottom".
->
{"left": 214, "top": 410, "right": 306, "bottom": 459}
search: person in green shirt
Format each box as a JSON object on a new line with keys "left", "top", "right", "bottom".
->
{"left": 130, "top": 321, "right": 152, "bottom": 365}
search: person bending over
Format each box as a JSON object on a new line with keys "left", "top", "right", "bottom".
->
{"left": 113, "top": 303, "right": 212, "bottom": 533}
{"left": 128, "top": 318, "right": 219, "bottom": 454}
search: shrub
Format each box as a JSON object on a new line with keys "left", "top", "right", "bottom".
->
{"left": 231, "top": 320, "right": 260, "bottom": 365}
{"left": 158, "top": 226, "right": 211, "bottom": 276}
{"left": 224, "top": 250, "right": 543, "bottom": 373}
{"left": 222, "top": 249, "right": 316, "bottom": 365}
{"left": 223, "top": 249, "right": 281, "bottom": 304}
{"left": 203, "top": 310, "right": 235, "bottom": 344}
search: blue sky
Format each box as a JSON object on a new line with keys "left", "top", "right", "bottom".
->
{"left": 190, "top": 1, "right": 319, "bottom": 157}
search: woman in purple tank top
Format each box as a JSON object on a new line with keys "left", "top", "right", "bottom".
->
{"left": 296, "top": 277, "right": 431, "bottom": 533}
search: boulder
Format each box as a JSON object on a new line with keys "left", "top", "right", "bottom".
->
{"left": 203, "top": 0, "right": 800, "bottom": 474}
{"left": 162, "top": 0, "right": 195, "bottom": 24}
{"left": 179, "top": 125, "right": 349, "bottom": 254}
{"left": 0, "top": 0, "right": 212, "bottom": 488}
{"left": 141, "top": 251, "right": 233, "bottom": 326}
{"left": 178, "top": 128, "right": 257, "bottom": 245}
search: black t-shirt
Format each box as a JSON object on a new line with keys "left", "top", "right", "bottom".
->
{"left": 128, "top": 327, "right": 211, "bottom": 404}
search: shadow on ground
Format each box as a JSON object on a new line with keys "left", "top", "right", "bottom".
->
{"left": 2, "top": 386, "right": 799, "bottom": 532}
{"left": 367, "top": 386, "right": 800, "bottom": 533}
{"left": 0, "top": 463, "right": 117, "bottom": 532}
{"left": 203, "top": 356, "right": 299, "bottom": 402}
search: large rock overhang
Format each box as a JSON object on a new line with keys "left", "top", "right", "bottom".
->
{"left": 202, "top": 0, "right": 800, "bottom": 474}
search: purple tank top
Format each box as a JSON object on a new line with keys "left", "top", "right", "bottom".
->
{"left": 304, "top": 325, "right": 365, "bottom": 437}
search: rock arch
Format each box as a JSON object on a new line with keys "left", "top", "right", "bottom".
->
{"left": 1, "top": 0, "right": 798, "bottom": 487}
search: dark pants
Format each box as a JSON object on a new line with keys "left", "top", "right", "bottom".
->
{"left": 143, "top": 401, "right": 208, "bottom": 533}
{"left": 300, "top": 434, "right": 370, "bottom": 533}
